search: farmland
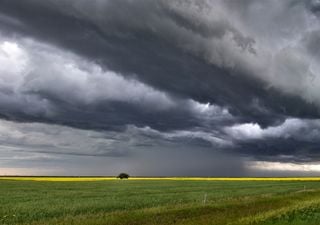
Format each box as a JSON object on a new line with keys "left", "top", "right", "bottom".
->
{"left": 2, "top": 178, "right": 320, "bottom": 225}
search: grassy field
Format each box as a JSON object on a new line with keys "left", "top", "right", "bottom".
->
{"left": 2, "top": 178, "right": 320, "bottom": 224}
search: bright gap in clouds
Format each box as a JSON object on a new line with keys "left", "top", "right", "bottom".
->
{"left": 0, "top": 167, "right": 64, "bottom": 176}
{"left": 248, "top": 161, "right": 320, "bottom": 172}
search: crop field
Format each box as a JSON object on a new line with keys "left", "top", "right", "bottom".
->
{"left": 2, "top": 177, "right": 320, "bottom": 225}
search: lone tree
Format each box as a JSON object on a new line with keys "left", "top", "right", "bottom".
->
{"left": 117, "top": 173, "right": 129, "bottom": 179}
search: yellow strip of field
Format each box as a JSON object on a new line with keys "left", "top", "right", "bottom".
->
{"left": 1, "top": 177, "right": 320, "bottom": 181}
{"left": 0, "top": 177, "right": 116, "bottom": 181}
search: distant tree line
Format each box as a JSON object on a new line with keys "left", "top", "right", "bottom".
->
{"left": 117, "top": 173, "right": 129, "bottom": 179}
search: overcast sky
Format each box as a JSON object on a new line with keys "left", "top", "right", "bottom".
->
{"left": 1, "top": 0, "right": 320, "bottom": 176}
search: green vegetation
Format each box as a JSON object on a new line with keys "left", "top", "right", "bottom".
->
{"left": 116, "top": 173, "right": 130, "bottom": 179}
{"left": 2, "top": 179, "right": 320, "bottom": 224}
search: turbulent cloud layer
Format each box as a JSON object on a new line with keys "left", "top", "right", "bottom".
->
{"left": 0, "top": 0, "right": 320, "bottom": 175}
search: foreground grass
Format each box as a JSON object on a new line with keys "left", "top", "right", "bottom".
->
{"left": 2, "top": 178, "right": 320, "bottom": 224}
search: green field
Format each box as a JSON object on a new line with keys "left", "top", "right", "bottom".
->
{"left": 2, "top": 178, "right": 320, "bottom": 225}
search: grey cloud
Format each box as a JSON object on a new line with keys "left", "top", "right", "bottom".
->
{"left": 0, "top": 120, "right": 127, "bottom": 157}
{"left": 225, "top": 118, "right": 320, "bottom": 141}
{"left": 303, "top": 30, "right": 320, "bottom": 59}
{"left": 0, "top": 0, "right": 318, "bottom": 125}
{"left": 0, "top": 119, "right": 229, "bottom": 159}
{"left": 0, "top": 119, "right": 247, "bottom": 176}
{"left": 306, "top": 0, "right": 320, "bottom": 15}
{"left": 0, "top": 36, "right": 234, "bottom": 132}
{"left": 224, "top": 118, "right": 320, "bottom": 163}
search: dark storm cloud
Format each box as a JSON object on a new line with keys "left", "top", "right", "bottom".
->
{"left": 0, "top": 0, "right": 318, "bottom": 129}
{"left": 0, "top": 35, "right": 233, "bottom": 133}
{"left": 225, "top": 119, "right": 320, "bottom": 163}
{"left": 303, "top": 30, "right": 320, "bottom": 59}
{"left": 1, "top": 0, "right": 320, "bottom": 175}
{"left": 236, "top": 139, "right": 320, "bottom": 163}
{"left": 306, "top": 0, "right": 320, "bottom": 16}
